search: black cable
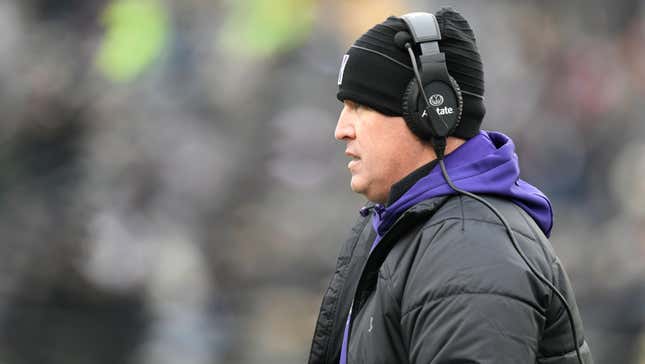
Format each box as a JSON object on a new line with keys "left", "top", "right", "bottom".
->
{"left": 437, "top": 159, "right": 584, "bottom": 364}
{"left": 405, "top": 45, "right": 449, "bottom": 131}
{"left": 403, "top": 36, "right": 584, "bottom": 363}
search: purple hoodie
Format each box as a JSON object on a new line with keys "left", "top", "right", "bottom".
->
{"left": 339, "top": 130, "right": 553, "bottom": 364}
{"left": 373, "top": 130, "right": 553, "bottom": 242}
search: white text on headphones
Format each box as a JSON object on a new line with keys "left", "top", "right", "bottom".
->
{"left": 436, "top": 106, "right": 454, "bottom": 115}
{"left": 422, "top": 107, "right": 454, "bottom": 117}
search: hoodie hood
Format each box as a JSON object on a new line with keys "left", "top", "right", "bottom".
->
{"left": 371, "top": 131, "right": 553, "bottom": 243}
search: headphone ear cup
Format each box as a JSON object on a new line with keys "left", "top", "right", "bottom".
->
{"left": 447, "top": 75, "right": 464, "bottom": 132}
{"left": 402, "top": 79, "right": 434, "bottom": 141}
{"left": 421, "top": 77, "right": 463, "bottom": 137}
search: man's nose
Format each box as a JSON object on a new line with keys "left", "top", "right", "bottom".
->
{"left": 334, "top": 106, "right": 355, "bottom": 141}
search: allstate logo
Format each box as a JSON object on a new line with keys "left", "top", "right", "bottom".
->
{"left": 429, "top": 94, "right": 444, "bottom": 107}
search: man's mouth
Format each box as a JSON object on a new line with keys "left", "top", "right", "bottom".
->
{"left": 345, "top": 150, "right": 360, "bottom": 159}
{"left": 348, "top": 157, "right": 360, "bottom": 169}
{"left": 345, "top": 150, "right": 360, "bottom": 169}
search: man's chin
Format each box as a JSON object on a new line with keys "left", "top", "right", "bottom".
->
{"left": 349, "top": 177, "right": 366, "bottom": 195}
{"left": 351, "top": 179, "right": 388, "bottom": 203}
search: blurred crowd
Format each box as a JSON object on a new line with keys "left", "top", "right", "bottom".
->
{"left": 0, "top": 0, "right": 643, "bottom": 363}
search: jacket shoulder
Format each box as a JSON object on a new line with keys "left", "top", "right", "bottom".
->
{"left": 429, "top": 194, "right": 550, "bottom": 246}
{"left": 380, "top": 196, "right": 591, "bottom": 363}
{"left": 387, "top": 195, "right": 556, "bottom": 316}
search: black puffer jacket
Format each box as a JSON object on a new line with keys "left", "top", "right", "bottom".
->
{"left": 309, "top": 195, "right": 593, "bottom": 364}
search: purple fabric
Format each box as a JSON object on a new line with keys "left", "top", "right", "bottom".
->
{"left": 373, "top": 130, "right": 553, "bottom": 240}
{"left": 339, "top": 309, "right": 351, "bottom": 364}
{"left": 339, "top": 130, "right": 553, "bottom": 363}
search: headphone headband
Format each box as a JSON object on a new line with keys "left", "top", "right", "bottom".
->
{"left": 400, "top": 13, "right": 441, "bottom": 71}
{"left": 400, "top": 13, "right": 441, "bottom": 43}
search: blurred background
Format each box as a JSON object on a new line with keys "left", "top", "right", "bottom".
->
{"left": 0, "top": 0, "right": 643, "bottom": 363}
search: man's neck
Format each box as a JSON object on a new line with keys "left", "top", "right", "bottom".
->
{"left": 384, "top": 137, "right": 467, "bottom": 206}
{"left": 386, "top": 159, "right": 438, "bottom": 206}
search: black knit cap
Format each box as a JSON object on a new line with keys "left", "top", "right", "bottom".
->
{"left": 336, "top": 8, "right": 485, "bottom": 140}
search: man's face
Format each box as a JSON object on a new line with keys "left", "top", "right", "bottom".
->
{"left": 334, "top": 100, "right": 430, "bottom": 203}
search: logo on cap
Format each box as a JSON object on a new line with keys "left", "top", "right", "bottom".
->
{"left": 429, "top": 94, "right": 444, "bottom": 107}
{"left": 338, "top": 54, "right": 350, "bottom": 86}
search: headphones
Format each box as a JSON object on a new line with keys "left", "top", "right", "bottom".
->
{"left": 396, "top": 12, "right": 463, "bottom": 151}
{"left": 393, "top": 12, "right": 586, "bottom": 364}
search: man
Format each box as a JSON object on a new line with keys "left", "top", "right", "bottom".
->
{"left": 309, "top": 8, "right": 593, "bottom": 364}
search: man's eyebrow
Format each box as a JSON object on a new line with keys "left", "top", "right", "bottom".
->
{"left": 345, "top": 100, "right": 359, "bottom": 108}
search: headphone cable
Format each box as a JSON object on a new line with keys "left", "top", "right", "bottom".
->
{"left": 405, "top": 34, "right": 584, "bottom": 364}
{"left": 405, "top": 45, "right": 450, "bottom": 131}
{"left": 437, "top": 157, "right": 584, "bottom": 364}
